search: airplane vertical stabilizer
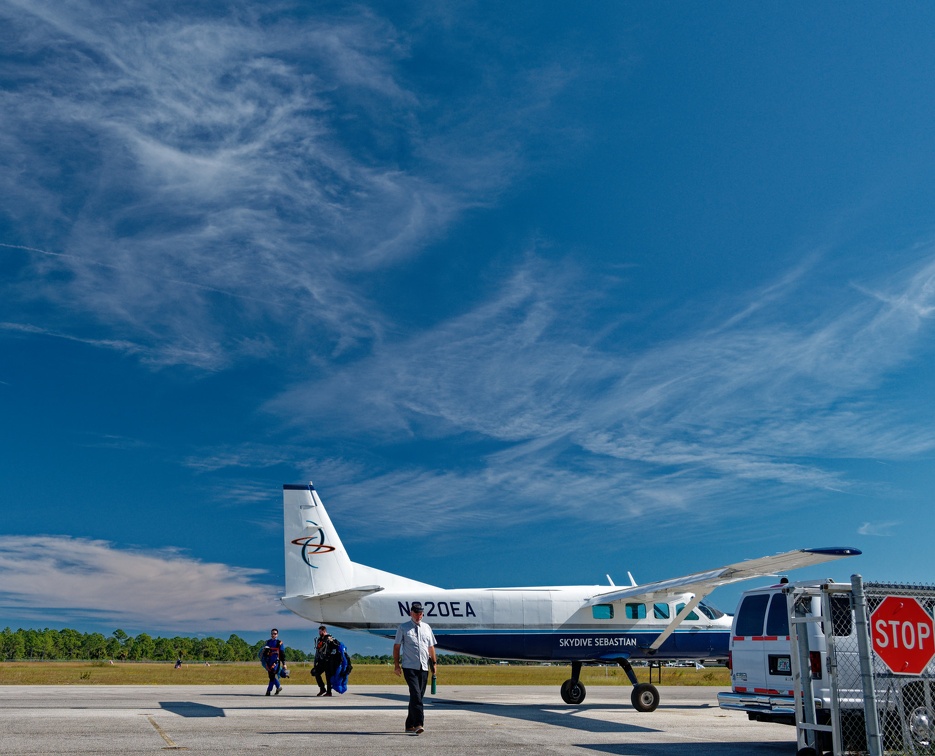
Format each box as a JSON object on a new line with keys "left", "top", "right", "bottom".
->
{"left": 283, "top": 483, "right": 355, "bottom": 597}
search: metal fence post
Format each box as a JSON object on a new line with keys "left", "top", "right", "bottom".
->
{"left": 790, "top": 586, "right": 821, "bottom": 752}
{"left": 852, "top": 574, "right": 883, "bottom": 756}
{"left": 823, "top": 583, "right": 844, "bottom": 756}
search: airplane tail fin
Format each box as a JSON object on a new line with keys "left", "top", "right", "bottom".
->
{"left": 283, "top": 483, "right": 356, "bottom": 598}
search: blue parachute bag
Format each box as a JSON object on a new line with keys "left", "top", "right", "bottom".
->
{"left": 331, "top": 642, "right": 351, "bottom": 694}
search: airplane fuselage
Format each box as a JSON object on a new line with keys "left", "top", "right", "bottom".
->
{"left": 282, "top": 586, "right": 731, "bottom": 662}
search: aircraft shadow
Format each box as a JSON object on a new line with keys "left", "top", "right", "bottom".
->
{"left": 354, "top": 692, "right": 659, "bottom": 735}
{"left": 262, "top": 730, "right": 420, "bottom": 737}
{"left": 578, "top": 742, "right": 791, "bottom": 755}
{"left": 159, "top": 701, "right": 226, "bottom": 718}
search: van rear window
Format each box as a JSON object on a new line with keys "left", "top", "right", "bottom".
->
{"left": 829, "top": 594, "right": 853, "bottom": 636}
{"left": 765, "top": 594, "right": 789, "bottom": 636}
{"left": 735, "top": 594, "right": 770, "bottom": 636}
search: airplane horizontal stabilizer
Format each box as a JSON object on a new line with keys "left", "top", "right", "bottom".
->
{"left": 287, "top": 585, "right": 384, "bottom": 602}
{"left": 584, "top": 546, "right": 861, "bottom": 606}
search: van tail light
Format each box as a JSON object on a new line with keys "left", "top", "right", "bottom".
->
{"left": 726, "top": 651, "right": 732, "bottom": 671}
{"left": 809, "top": 651, "right": 822, "bottom": 679}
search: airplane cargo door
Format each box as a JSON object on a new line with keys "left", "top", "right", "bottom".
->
{"left": 523, "top": 591, "right": 554, "bottom": 659}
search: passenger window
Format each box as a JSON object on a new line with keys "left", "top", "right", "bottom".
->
{"left": 592, "top": 604, "right": 614, "bottom": 620}
{"left": 625, "top": 603, "right": 647, "bottom": 620}
{"left": 654, "top": 603, "right": 670, "bottom": 619}
{"left": 676, "top": 603, "right": 700, "bottom": 621}
{"left": 735, "top": 594, "right": 770, "bottom": 636}
{"left": 765, "top": 595, "right": 789, "bottom": 636}
{"left": 830, "top": 595, "right": 853, "bottom": 636}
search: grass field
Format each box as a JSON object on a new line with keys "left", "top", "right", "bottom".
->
{"left": 0, "top": 661, "right": 729, "bottom": 687}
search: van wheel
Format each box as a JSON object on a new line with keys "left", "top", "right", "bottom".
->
{"left": 560, "top": 679, "right": 586, "bottom": 704}
{"left": 907, "top": 704, "right": 933, "bottom": 747}
{"left": 897, "top": 681, "right": 934, "bottom": 749}
{"left": 631, "top": 683, "right": 659, "bottom": 712}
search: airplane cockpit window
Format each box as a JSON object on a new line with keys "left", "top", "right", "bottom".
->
{"left": 625, "top": 603, "right": 647, "bottom": 620}
{"left": 697, "top": 602, "right": 726, "bottom": 620}
{"left": 653, "top": 603, "right": 670, "bottom": 619}
{"left": 675, "top": 602, "right": 700, "bottom": 621}
{"left": 592, "top": 604, "right": 614, "bottom": 620}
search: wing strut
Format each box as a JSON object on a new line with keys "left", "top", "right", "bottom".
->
{"left": 647, "top": 592, "right": 709, "bottom": 652}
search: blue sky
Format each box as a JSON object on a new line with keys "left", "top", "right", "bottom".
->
{"left": 3, "top": 1, "right": 935, "bottom": 653}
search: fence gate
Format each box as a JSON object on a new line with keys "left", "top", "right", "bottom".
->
{"left": 792, "top": 576, "right": 935, "bottom": 756}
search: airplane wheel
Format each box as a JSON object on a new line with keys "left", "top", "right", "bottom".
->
{"left": 560, "top": 679, "right": 586, "bottom": 705}
{"left": 631, "top": 683, "right": 660, "bottom": 712}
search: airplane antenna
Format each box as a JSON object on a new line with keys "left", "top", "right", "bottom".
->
{"left": 627, "top": 571, "right": 637, "bottom": 587}
{"left": 605, "top": 574, "right": 616, "bottom": 586}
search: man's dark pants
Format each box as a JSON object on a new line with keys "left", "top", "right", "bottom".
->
{"left": 402, "top": 667, "right": 428, "bottom": 729}
{"left": 312, "top": 663, "right": 327, "bottom": 693}
{"left": 312, "top": 661, "right": 336, "bottom": 693}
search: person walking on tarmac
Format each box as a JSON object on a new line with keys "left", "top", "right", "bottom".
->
{"left": 393, "top": 602, "right": 437, "bottom": 735}
{"left": 261, "top": 628, "right": 287, "bottom": 696}
{"left": 312, "top": 625, "right": 340, "bottom": 696}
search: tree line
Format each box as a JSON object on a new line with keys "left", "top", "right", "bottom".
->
{"left": 0, "top": 627, "right": 313, "bottom": 662}
{"left": 0, "top": 627, "right": 511, "bottom": 664}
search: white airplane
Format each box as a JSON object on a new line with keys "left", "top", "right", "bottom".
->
{"left": 280, "top": 483, "right": 860, "bottom": 711}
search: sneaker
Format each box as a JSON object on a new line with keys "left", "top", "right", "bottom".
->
{"left": 406, "top": 727, "right": 417, "bottom": 734}
{"left": 275, "top": 687, "right": 281, "bottom": 695}
{"left": 265, "top": 691, "right": 271, "bottom": 696}
{"left": 316, "top": 690, "right": 326, "bottom": 697}
{"left": 415, "top": 726, "right": 424, "bottom": 735}
{"left": 324, "top": 692, "right": 332, "bottom": 697}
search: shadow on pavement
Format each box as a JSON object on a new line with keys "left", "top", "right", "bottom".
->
{"left": 354, "top": 691, "right": 659, "bottom": 736}
{"left": 159, "top": 701, "right": 226, "bottom": 718}
{"left": 578, "top": 742, "right": 792, "bottom": 755}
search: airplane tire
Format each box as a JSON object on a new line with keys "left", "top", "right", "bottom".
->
{"left": 560, "top": 679, "right": 586, "bottom": 705}
{"left": 631, "top": 683, "right": 660, "bottom": 712}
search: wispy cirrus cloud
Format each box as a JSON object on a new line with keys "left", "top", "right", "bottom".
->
{"left": 0, "top": 534, "right": 303, "bottom": 631}
{"left": 858, "top": 521, "right": 901, "bottom": 537}
{"left": 0, "top": 1, "right": 551, "bottom": 368}
{"left": 266, "top": 252, "right": 935, "bottom": 528}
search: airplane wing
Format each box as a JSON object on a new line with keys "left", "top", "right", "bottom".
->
{"left": 584, "top": 546, "right": 860, "bottom": 606}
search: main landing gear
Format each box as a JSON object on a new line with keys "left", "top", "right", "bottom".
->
{"left": 559, "top": 659, "right": 660, "bottom": 712}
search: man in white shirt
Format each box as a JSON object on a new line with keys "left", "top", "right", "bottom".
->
{"left": 393, "top": 601, "right": 437, "bottom": 735}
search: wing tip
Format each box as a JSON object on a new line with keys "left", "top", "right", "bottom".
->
{"left": 803, "top": 547, "right": 862, "bottom": 557}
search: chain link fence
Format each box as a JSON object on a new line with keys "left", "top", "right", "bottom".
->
{"left": 793, "top": 577, "right": 935, "bottom": 756}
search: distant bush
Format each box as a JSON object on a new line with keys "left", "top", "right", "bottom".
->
{"left": 0, "top": 626, "right": 315, "bottom": 662}
{"left": 0, "top": 626, "right": 526, "bottom": 664}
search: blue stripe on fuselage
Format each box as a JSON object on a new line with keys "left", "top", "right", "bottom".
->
{"left": 364, "top": 627, "right": 728, "bottom": 661}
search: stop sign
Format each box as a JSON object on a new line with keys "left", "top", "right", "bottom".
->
{"left": 871, "top": 595, "right": 935, "bottom": 675}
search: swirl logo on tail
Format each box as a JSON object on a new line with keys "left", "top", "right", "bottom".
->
{"left": 291, "top": 521, "right": 336, "bottom": 568}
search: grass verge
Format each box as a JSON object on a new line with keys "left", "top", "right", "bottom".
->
{"left": 0, "top": 662, "right": 729, "bottom": 686}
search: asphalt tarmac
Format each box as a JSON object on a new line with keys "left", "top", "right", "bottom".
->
{"left": 0, "top": 684, "right": 797, "bottom": 755}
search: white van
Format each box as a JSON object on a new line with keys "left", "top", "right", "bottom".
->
{"left": 717, "top": 580, "right": 863, "bottom": 751}
{"left": 719, "top": 579, "right": 935, "bottom": 754}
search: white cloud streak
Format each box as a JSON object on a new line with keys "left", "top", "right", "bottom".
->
{"left": 266, "top": 253, "right": 935, "bottom": 529}
{"left": 0, "top": 534, "right": 304, "bottom": 631}
{"left": 858, "top": 521, "right": 901, "bottom": 537}
{"left": 0, "top": 1, "right": 535, "bottom": 368}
